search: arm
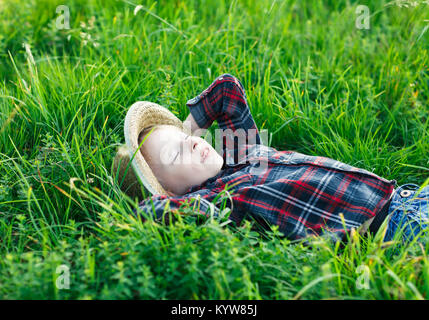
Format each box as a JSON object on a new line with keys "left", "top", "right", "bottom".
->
{"left": 184, "top": 112, "right": 202, "bottom": 136}
{"left": 185, "top": 73, "right": 262, "bottom": 145}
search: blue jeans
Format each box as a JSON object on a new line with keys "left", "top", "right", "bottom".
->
{"left": 383, "top": 183, "right": 429, "bottom": 244}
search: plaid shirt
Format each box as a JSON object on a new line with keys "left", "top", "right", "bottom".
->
{"left": 133, "top": 74, "right": 397, "bottom": 241}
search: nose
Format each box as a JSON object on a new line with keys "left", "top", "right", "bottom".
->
{"left": 184, "top": 137, "right": 207, "bottom": 162}
{"left": 183, "top": 136, "right": 198, "bottom": 154}
{"left": 191, "top": 138, "right": 198, "bottom": 152}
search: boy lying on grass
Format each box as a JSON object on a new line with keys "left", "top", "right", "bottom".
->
{"left": 131, "top": 74, "right": 429, "bottom": 245}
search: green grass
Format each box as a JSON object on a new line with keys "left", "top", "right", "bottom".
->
{"left": 0, "top": 0, "right": 428, "bottom": 299}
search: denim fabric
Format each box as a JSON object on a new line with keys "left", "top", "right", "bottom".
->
{"left": 383, "top": 183, "right": 429, "bottom": 244}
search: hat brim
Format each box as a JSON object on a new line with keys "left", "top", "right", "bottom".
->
{"left": 113, "top": 144, "right": 147, "bottom": 200}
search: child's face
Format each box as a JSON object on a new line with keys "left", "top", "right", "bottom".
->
{"left": 140, "top": 125, "right": 224, "bottom": 196}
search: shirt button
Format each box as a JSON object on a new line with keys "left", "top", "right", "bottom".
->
{"left": 400, "top": 190, "right": 412, "bottom": 198}
{"left": 187, "top": 96, "right": 199, "bottom": 105}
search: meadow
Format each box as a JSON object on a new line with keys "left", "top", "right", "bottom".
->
{"left": 0, "top": 0, "right": 428, "bottom": 299}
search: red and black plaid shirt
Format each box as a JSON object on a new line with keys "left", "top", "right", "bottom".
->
{"left": 134, "top": 74, "right": 396, "bottom": 241}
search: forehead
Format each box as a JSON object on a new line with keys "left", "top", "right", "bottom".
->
{"left": 152, "top": 125, "right": 184, "bottom": 141}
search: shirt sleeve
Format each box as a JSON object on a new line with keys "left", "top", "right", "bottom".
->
{"left": 132, "top": 189, "right": 221, "bottom": 224}
{"left": 186, "top": 73, "right": 261, "bottom": 146}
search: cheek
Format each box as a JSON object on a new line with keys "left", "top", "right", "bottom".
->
{"left": 176, "top": 162, "right": 205, "bottom": 180}
{"left": 181, "top": 153, "right": 204, "bottom": 168}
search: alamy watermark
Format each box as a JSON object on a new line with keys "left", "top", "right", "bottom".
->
{"left": 56, "top": 264, "right": 70, "bottom": 289}
{"left": 156, "top": 126, "right": 270, "bottom": 175}
{"left": 355, "top": 264, "right": 370, "bottom": 290}
{"left": 355, "top": 1, "right": 429, "bottom": 30}
{"left": 56, "top": 5, "right": 70, "bottom": 30}
{"left": 355, "top": 5, "right": 370, "bottom": 29}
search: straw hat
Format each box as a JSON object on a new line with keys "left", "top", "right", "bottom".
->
{"left": 112, "top": 101, "right": 191, "bottom": 199}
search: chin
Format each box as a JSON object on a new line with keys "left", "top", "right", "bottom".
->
{"left": 205, "top": 152, "right": 223, "bottom": 167}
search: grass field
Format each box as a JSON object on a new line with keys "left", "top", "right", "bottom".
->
{"left": 0, "top": 0, "right": 428, "bottom": 299}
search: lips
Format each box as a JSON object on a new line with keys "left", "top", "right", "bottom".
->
{"left": 201, "top": 147, "right": 209, "bottom": 162}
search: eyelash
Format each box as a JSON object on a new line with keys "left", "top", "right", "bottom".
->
{"left": 172, "top": 134, "right": 190, "bottom": 163}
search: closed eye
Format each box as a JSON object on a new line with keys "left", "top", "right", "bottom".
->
{"left": 171, "top": 134, "right": 190, "bottom": 164}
